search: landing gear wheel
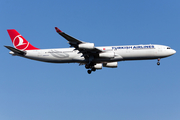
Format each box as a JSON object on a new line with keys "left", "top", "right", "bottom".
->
{"left": 87, "top": 70, "right": 92, "bottom": 74}
{"left": 91, "top": 68, "right": 96, "bottom": 71}
{"left": 157, "top": 62, "right": 160, "bottom": 66}
{"left": 85, "top": 64, "right": 90, "bottom": 69}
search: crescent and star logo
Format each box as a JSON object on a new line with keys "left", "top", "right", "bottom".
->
{"left": 13, "top": 35, "right": 29, "bottom": 50}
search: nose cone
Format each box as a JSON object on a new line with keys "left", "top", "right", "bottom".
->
{"left": 172, "top": 49, "right": 176, "bottom": 54}
{"left": 170, "top": 49, "right": 176, "bottom": 55}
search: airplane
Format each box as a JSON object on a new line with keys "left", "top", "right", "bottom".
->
{"left": 5, "top": 27, "right": 176, "bottom": 74}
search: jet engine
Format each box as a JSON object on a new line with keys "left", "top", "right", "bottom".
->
{"left": 103, "top": 62, "right": 118, "bottom": 68}
{"left": 99, "top": 51, "right": 115, "bottom": 58}
{"left": 78, "top": 43, "right": 94, "bottom": 49}
{"left": 93, "top": 63, "right": 102, "bottom": 69}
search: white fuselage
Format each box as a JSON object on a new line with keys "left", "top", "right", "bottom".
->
{"left": 16, "top": 44, "right": 175, "bottom": 64}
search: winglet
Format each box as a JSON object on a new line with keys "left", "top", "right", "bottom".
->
{"left": 55, "top": 27, "right": 62, "bottom": 33}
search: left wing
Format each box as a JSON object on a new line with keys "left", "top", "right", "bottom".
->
{"left": 55, "top": 27, "right": 102, "bottom": 58}
{"left": 55, "top": 27, "right": 84, "bottom": 46}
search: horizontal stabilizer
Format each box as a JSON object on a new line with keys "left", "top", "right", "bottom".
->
{"left": 4, "top": 46, "right": 26, "bottom": 55}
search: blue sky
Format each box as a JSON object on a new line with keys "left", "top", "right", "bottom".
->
{"left": 0, "top": 0, "right": 180, "bottom": 120}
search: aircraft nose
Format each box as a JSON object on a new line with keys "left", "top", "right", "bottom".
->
{"left": 171, "top": 49, "right": 176, "bottom": 55}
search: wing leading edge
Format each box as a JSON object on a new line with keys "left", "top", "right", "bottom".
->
{"left": 55, "top": 27, "right": 102, "bottom": 57}
{"left": 55, "top": 27, "right": 84, "bottom": 46}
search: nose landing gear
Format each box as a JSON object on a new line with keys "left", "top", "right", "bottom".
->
{"left": 157, "top": 58, "right": 160, "bottom": 66}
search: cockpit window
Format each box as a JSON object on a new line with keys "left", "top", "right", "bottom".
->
{"left": 167, "top": 47, "right": 171, "bottom": 49}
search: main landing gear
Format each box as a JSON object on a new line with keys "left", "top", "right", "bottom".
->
{"left": 87, "top": 70, "right": 92, "bottom": 74}
{"left": 85, "top": 63, "right": 96, "bottom": 74}
{"left": 87, "top": 68, "right": 96, "bottom": 74}
{"left": 157, "top": 58, "right": 160, "bottom": 66}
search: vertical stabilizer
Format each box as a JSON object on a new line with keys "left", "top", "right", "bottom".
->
{"left": 7, "top": 29, "right": 39, "bottom": 50}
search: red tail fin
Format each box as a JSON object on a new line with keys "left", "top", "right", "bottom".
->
{"left": 7, "top": 29, "right": 39, "bottom": 50}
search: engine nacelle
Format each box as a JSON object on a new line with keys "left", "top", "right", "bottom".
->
{"left": 78, "top": 43, "right": 94, "bottom": 49}
{"left": 94, "top": 63, "right": 102, "bottom": 69}
{"left": 103, "top": 62, "right": 118, "bottom": 68}
{"left": 99, "top": 51, "right": 115, "bottom": 58}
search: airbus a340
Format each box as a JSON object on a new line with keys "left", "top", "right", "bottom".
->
{"left": 5, "top": 27, "right": 176, "bottom": 74}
